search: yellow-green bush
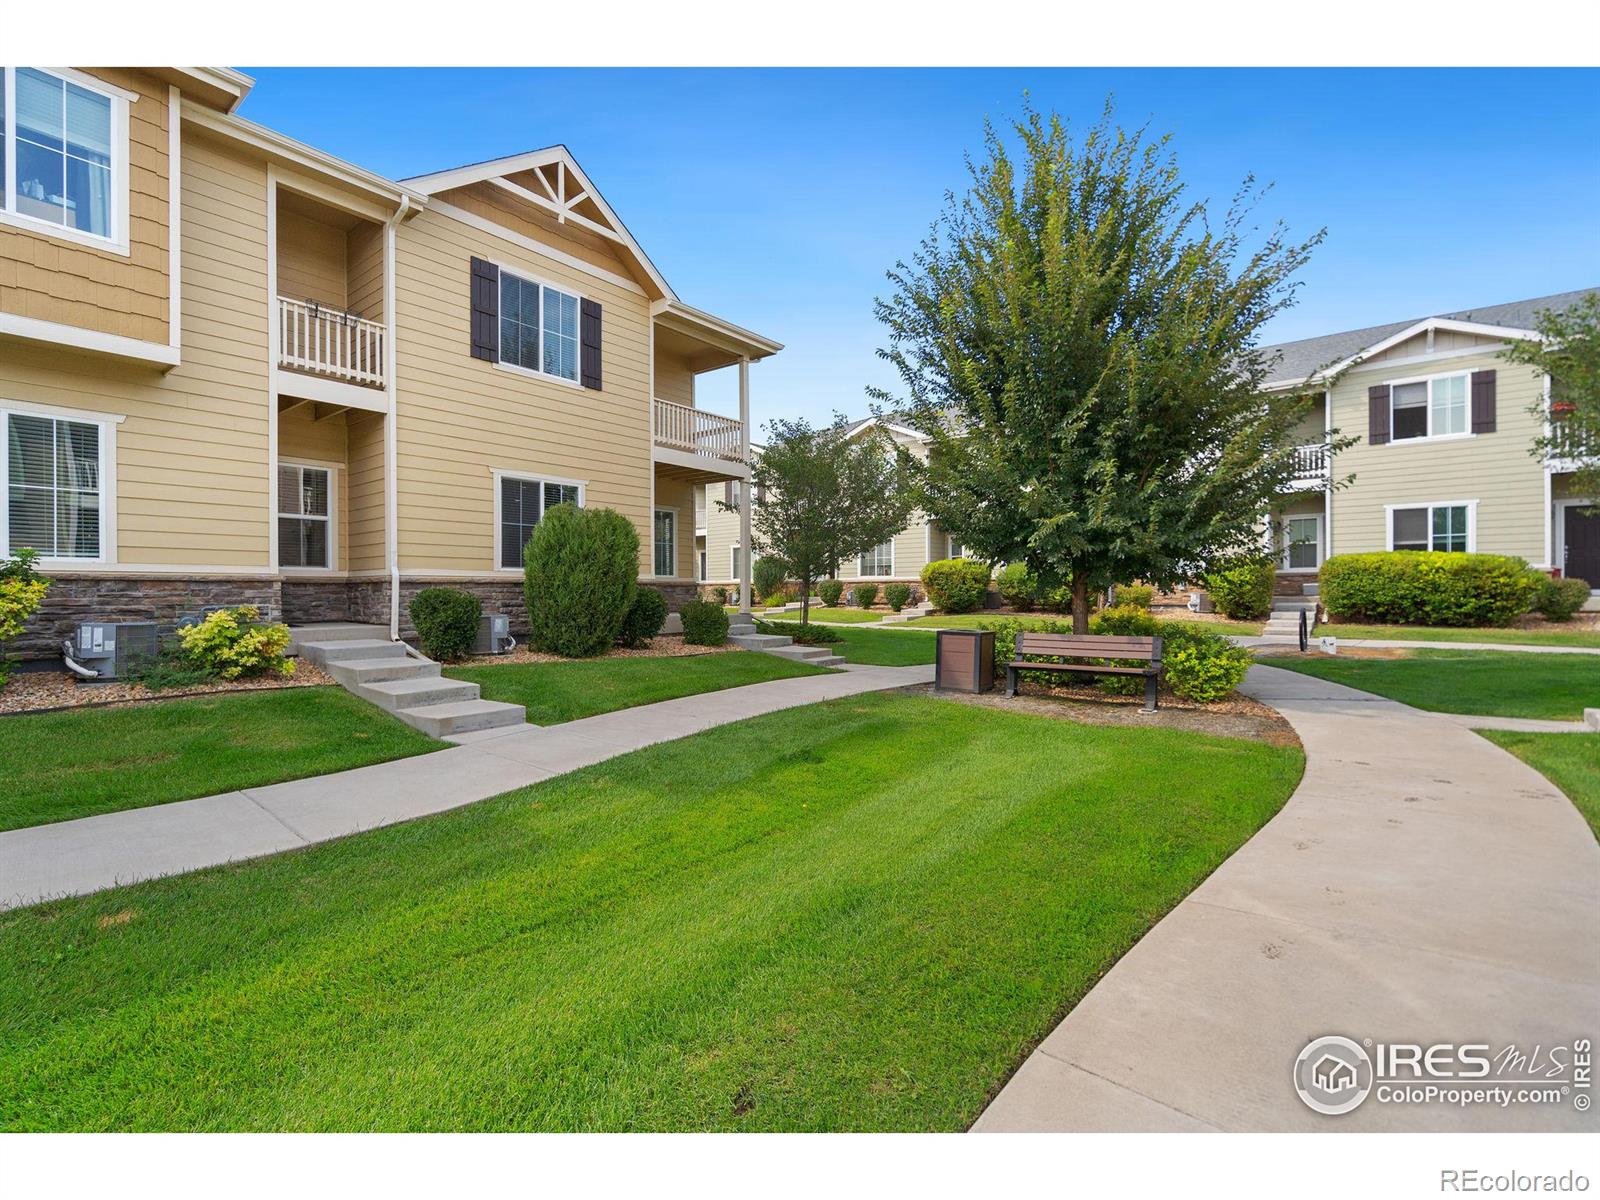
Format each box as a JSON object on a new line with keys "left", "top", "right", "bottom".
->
{"left": 0, "top": 549, "right": 51, "bottom": 687}
{"left": 1320, "top": 552, "right": 1541, "bottom": 627}
{"left": 174, "top": 606, "right": 295, "bottom": 680}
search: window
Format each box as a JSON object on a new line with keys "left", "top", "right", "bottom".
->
{"left": 948, "top": 536, "right": 964, "bottom": 560}
{"left": 497, "top": 270, "right": 579, "bottom": 382}
{"left": 498, "top": 474, "right": 581, "bottom": 569}
{"left": 698, "top": 550, "right": 707, "bottom": 582}
{"left": 859, "top": 540, "right": 894, "bottom": 577}
{"left": 730, "top": 546, "right": 741, "bottom": 581}
{"left": 1282, "top": 515, "right": 1319, "bottom": 570}
{"left": 2, "top": 68, "right": 125, "bottom": 249}
{"left": 1391, "top": 373, "right": 1469, "bottom": 441}
{"left": 277, "top": 464, "right": 331, "bottom": 569}
{"left": 4, "top": 410, "right": 103, "bottom": 559}
{"left": 653, "top": 508, "right": 676, "bottom": 577}
{"left": 1390, "top": 503, "right": 1472, "bottom": 553}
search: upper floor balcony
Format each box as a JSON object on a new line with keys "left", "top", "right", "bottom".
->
{"left": 652, "top": 397, "right": 745, "bottom": 476}
{"left": 1288, "top": 442, "right": 1330, "bottom": 489}
{"left": 1547, "top": 409, "right": 1597, "bottom": 471}
{"left": 277, "top": 295, "right": 385, "bottom": 389}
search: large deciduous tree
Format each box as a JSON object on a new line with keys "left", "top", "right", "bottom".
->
{"left": 872, "top": 104, "right": 1326, "bottom": 631}
{"left": 731, "top": 418, "right": 914, "bottom": 624}
{"left": 1503, "top": 293, "right": 1600, "bottom": 503}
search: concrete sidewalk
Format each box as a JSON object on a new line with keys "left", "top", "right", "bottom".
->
{"left": 1241, "top": 635, "right": 1600, "bottom": 656}
{"left": 0, "top": 662, "right": 933, "bottom": 911}
{"left": 974, "top": 663, "right": 1600, "bottom": 1133}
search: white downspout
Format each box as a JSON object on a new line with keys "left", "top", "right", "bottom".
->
{"left": 383, "top": 197, "right": 410, "bottom": 640}
{"left": 1323, "top": 387, "right": 1333, "bottom": 566}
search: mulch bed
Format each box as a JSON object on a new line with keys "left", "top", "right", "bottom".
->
{"left": 0, "top": 661, "right": 336, "bottom": 717}
{"left": 456, "top": 634, "right": 737, "bottom": 668}
{"left": 910, "top": 679, "right": 1300, "bottom": 748}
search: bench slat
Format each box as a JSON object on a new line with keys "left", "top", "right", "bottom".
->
{"left": 1006, "top": 662, "right": 1155, "bottom": 676}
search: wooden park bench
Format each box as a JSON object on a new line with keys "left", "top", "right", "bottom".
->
{"left": 1003, "top": 632, "right": 1164, "bottom": 713}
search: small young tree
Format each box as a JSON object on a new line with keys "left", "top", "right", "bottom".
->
{"left": 873, "top": 103, "right": 1330, "bottom": 632}
{"left": 1503, "top": 293, "right": 1600, "bottom": 501}
{"left": 731, "top": 418, "right": 914, "bottom": 624}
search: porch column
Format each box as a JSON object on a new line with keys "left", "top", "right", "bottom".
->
{"left": 739, "top": 355, "right": 752, "bottom": 614}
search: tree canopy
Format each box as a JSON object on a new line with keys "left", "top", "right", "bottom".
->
{"left": 872, "top": 103, "right": 1326, "bottom": 630}
{"left": 1503, "top": 292, "right": 1600, "bottom": 503}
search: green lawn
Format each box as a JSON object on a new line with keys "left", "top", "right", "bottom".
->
{"left": 0, "top": 693, "right": 1301, "bottom": 1131}
{"left": 1317, "top": 622, "right": 1600, "bottom": 650}
{"left": 1265, "top": 649, "right": 1600, "bottom": 720}
{"left": 1479, "top": 731, "right": 1600, "bottom": 840}
{"left": 0, "top": 687, "right": 439, "bottom": 832}
{"left": 827, "top": 625, "right": 937, "bottom": 666}
{"left": 782, "top": 606, "right": 884, "bottom": 623}
{"left": 446, "top": 651, "right": 831, "bottom": 725}
{"left": 902, "top": 612, "right": 1265, "bottom": 636}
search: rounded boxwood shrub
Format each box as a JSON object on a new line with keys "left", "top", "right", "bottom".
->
{"left": 409, "top": 587, "right": 482, "bottom": 661}
{"left": 819, "top": 579, "right": 845, "bottom": 607}
{"left": 1162, "top": 631, "right": 1251, "bottom": 703}
{"left": 852, "top": 583, "right": 879, "bottom": 609}
{"left": 1115, "top": 582, "right": 1155, "bottom": 609}
{"left": 523, "top": 504, "right": 639, "bottom": 657}
{"left": 1536, "top": 575, "right": 1591, "bottom": 622}
{"left": 1203, "top": 556, "right": 1275, "bottom": 621}
{"left": 920, "top": 557, "right": 990, "bottom": 613}
{"left": 884, "top": 582, "right": 911, "bottom": 612}
{"left": 681, "top": 598, "right": 729, "bottom": 646}
{"left": 753, "top": 557, "right": 787, "bottom": 601}
{"left": 1319, "top": 552, "right": 1541, "bottom": 627}
{"left": 616, "top": 587, "right": 669, "bottom": 648}
{"left": 996, "top": 562, "right": 1036, "bottom": 611}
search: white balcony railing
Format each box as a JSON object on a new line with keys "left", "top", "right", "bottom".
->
{"left": 653, "top": 397, "right": 743, "bottom": 463}
{"left": 1291, "top": 442, "right": 1329, "bottom": 481}
{"left": 277, "top": 295, "right": 386, "bottom": 389}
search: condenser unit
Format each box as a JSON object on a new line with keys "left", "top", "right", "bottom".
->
{"left": 473, "top": 612, "right": 514, "bottom": 655}
{"left": 65, "top": 621, "right": 161, "bottom": 681}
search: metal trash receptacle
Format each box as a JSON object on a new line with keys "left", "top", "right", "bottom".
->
{"left": 935, "top": 628, "right": 994, "bottom": 693}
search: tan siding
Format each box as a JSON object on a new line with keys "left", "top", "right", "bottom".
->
{"left": 654, "top": 349, "right": 695, "bottom": 405}
{"left": 439, "top": 181, "right": 638, "bottom": 283}
{"left": 275, "top": 209, "right": 348, "bottom": 309}
{"left": 1365, "top": 329, "right": 1507, "bottom": 365}
{"left": 346, "top": 222, "right": 385, "bottom": 320}
{"left": 1329, "top": 352, "right": 1547, "bottom": 562}
{"left": 701, "top": 481, "right": 741, "bottom": 583}
{"left": 0, "top": 68, "right": 172, "bottom": 345}
{"left": 345, "top": 410, "right": 386, "bottom": 573}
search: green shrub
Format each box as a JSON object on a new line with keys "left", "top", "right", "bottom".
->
{"left": 1091, "top": 604, "right": 1162, "bottom": 637}
{"left": 753, "top": 557, "right": 787, "bottom": 600}
{"left": 996, "top": 562, "right": 1037, "bottom": 611}
{"left": 819, "top": 579, "right": 845, "bottom": 607}
{"left": 761, "top": 592, "right": 788, "bottom": 609}
{"left": 1319, "top": 552, "right": 1542, "bottom": 627}
{"left": 756, "top": 618, "right": 842, "bottom": 645}
{"left": 884, "top": 583, "right": 912, "bottom": 612}
{"left": 0, "top": 548, "right": 50, "bottom": 689}
{"left": 125, "top": 644, "right": 217, "bottom": 692}
{"left": 174, "top": 606, "right": 294, "bottom": 680}
{"left": 681, "top": 599, "right": 730, "bottom": 646}
{"left": 616, "top": 587, "right": 669, "bottom": 648}
{"left": 921, "top": 558, "right": 990, "bottom": 613}
{"left": 409, "top": 587, "right": 482, "bottom": 661}
{"left": 711, "top": 586, "right": 728, "bottom": 606}
{"left": 852, "top": 583, "right": 879, "bottom": 608}
{"left": 1115, "top": 582, "right": 1155, "bottom": 609}
{"left": 1535, "top": 575, "right": 1591, "bottom": 622}
{"left": 523, "top": 505, "right": 639, "bottom": 657}
{"left": 1203, "top": 556, "right": 1275, "bottom": 620}
{"left": 1162, "top": 631, "right": 1251, "bottom": 703}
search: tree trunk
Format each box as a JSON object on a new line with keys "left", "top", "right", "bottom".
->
{"left": 800, "top": 574, "right": 811, "bottom": 625}
{"left": 1071, "top": 571, "right": 1091, "bottom": 634}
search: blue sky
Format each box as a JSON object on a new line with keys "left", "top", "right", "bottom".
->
{"left": 242, "top": 68, "right": 1600, "bottom": 428}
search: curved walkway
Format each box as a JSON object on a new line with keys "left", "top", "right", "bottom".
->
{"left": 0, "top": 662, "right": 933, "bottom": 911}
{"left": 974, "top": 663, "right": 1600, "bottom": 1132}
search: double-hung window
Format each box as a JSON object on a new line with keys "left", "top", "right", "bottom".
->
{"left": 1390, "top": 503, "right": 1472, "bottom": 553}
{"left": 499, "top": 474, "right": 581, "bottom": 569}
{"left": 278, "top": 464, "right": 332, "bottom": 569}
{"left": 653, "top": 509, "right": 676, "bottom": 577}
{"left": 4, "top": 410, "right": 104, "bottom": 560}
{"left": 859, "top": 540, "right": 894, "bottom": 577}
{"left": 948, "top": 536, "right": 964, "bottom": 560}
{"left": 2, "top": 67, "right": 127, "bottom": 250}
{"left": 498, "top": 270, "right": 580, "bottom": 383}
{"left": 1392, "top": 373, "right": 1468, "bottom": 441}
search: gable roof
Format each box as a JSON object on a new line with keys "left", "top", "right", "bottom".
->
{"left": 402, "top": 145, "right": 676, "bottom": 301}
{"left": 1259, "top": 287, "right": 1598, "bottom": 388}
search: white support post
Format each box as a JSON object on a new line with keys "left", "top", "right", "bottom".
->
{"left": 739, "top": 356, "right": 752, "bottom": 614}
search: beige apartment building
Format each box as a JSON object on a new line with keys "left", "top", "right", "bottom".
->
{"left": 1, "top": 67, "right": 775, "bottom": 655}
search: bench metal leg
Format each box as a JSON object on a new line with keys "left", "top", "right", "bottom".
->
{"left": 1005, "top": 665, "right": 1018, "bottom": 698}
{"left": 1141, "top": 673, "right": 1158, "bottom": 714}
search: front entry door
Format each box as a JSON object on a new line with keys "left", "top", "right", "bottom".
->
{"left": 1565, "top": 507, "right": 1600, "bottom": 588}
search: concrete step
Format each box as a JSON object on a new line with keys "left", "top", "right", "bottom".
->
{"left": 295, "top": 637, "right": 411, "bottom": 667}
{"left": 728, "top": 612, "right": 757, "bottom": 628}
{"left": 804, "top": 654, "right": 846, "bottom": 668}
{"left": 764, "top": 643, "right": 838, "bottom": 663}
{"left": 358, "top": 675, "right": 480, "bottom": 713}
{"left": 396, "top": 698, "right": 527, "bottom": 738}
{"left": 729, "top": 633, "right": 793, "bottom": 651}
{"left": 325, "top": 657, "right": 440, "bottom": 688}
{"left": 286, "top": 623, "right": 386, "bottom": 654}
{"left": 1270, "top": 601, "right": 1319, "bottom": 613}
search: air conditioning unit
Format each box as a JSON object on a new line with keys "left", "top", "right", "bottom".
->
{"left": 473, "top": 612, "right": 514, "bottom": 655}
{"left": 65, "top": 621, "right": 161, "bottom": 681}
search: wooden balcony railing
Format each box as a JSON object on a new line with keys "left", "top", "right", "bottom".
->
{"left": 1291, "top": 442, "right": 1329, "bottom": 481}
{"left": 277, "top": 295, "right": 385, "bottom": 389}
{"left": 653, "top": 397, "right": 743, "bottom": 463}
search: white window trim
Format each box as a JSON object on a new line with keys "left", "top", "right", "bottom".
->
{"left": 858, "top": 539, "right": 896, "bottom": 579}
{"left": 1386, "top": 369, "right": 1474, "bottom": 445}
{"left": 1279, "top": 512, "right": 1323, "bottom": 573}
{"left": 729, "top": 544, "right": 742, "bottom": 584}
{"left": 652, "top": 505, "right": 678, "bottom": 579}
{"left": 0, "top": 67, "right": 132, "bottom": 257}
{"left": 1384, "top": 500, "right": 1478, "bottom": 554}
{"left": 0, "top": 401, "right": 120, "bottom": 567}
{"left": 491, "top": 263, "right": 584, "bottom": 388}
{"left": 947, "top": 534, "right": 963, "bottom": 560}
{"left": 490, "top": 467, "right": 586, "bottom": 574}
{"left": 1554, "top": 499, "right": 1600, "bottom": 594}
{"left": 277, "top": 459, "right": 337, "bottom": 574}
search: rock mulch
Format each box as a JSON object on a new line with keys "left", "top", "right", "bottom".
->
{"left": 456, "top": 634, "right": 737, "bottom": 669}
{"left": 0, "top": 661, "right": 336, "bottom": 717}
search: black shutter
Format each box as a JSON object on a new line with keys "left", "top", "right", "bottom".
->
{"left": 1368, "top": 384, "right": 1391, "bottom": 446}
{"left": 1471, "top": 369, "right": 1497, "bottom": 434}
{"left": 580, "top": 298, "right": 602, "bottom": 390}
{"left": 470, "top": 257, "right": 499, "bottom": 361}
